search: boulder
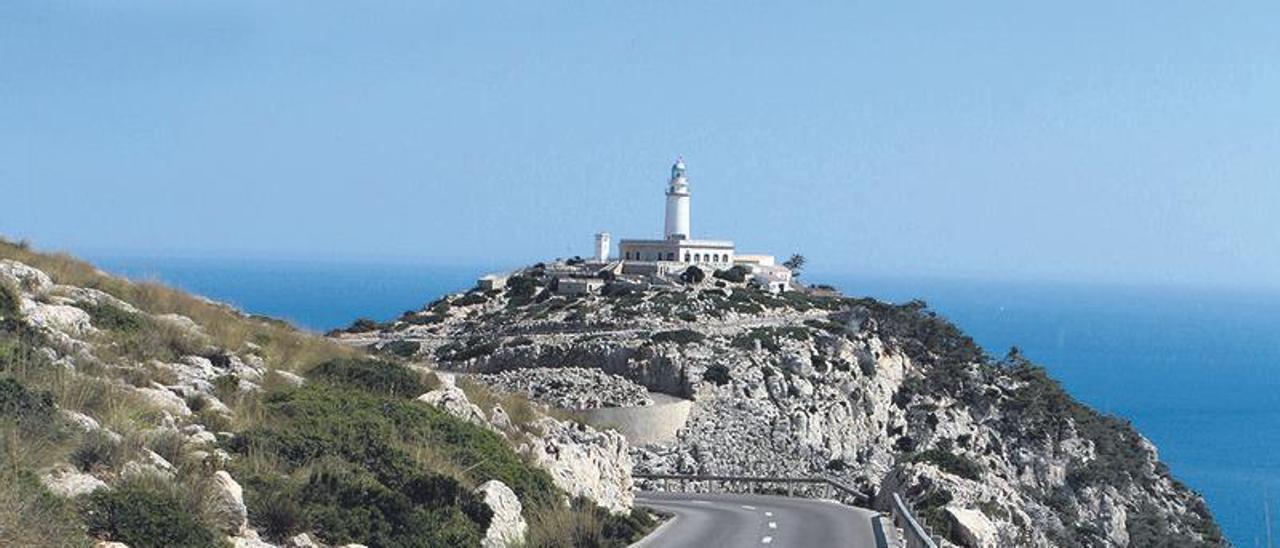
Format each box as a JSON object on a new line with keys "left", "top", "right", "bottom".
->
{"left": 475, "top": 480, "right": 527, "bottom": 548}
{"left": 230, "top": 529, "right": 277, "bottom": 548}
{"left": 528, "top": 417, "right": 634, "bottom": 514}
{"left": 132, "top": 385, "right": 192, "bottom": 416}
{"left": 284, "top": 533, "right": 321, "bottom": 548}
{"left": 416, "top": 386, "right": 487, "bottom": 427}
{"left": 20, "top": 299, "right": 94, "bottom": 336}
{"left": 944, "top": 505, "right": 999, "bottom": 548}
{"left": 41, "top": 463, "right": 107, "bottom": 497}
{"left": 0, "top": 259, "right": 52, "bottom": 293}
{"left": 211, "top": 471, "right": 249, "bottom": 534}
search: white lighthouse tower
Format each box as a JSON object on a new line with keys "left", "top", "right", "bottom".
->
{"left": 664, "top": 158, "right": 691, "bottom": 240}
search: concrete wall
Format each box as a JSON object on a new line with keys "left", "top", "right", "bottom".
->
{"left": 579, "top": 393, "right": 694, "bottom": 446}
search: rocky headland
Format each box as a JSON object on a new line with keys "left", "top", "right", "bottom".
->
{"left": 340, "top": 259, "right": 1225, "bottom": 547}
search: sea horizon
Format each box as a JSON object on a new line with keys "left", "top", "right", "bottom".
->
{"left": 87, "top": 254, "right": 1279, "bottom": 545}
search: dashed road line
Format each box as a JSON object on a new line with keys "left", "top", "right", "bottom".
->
{"left": 768, "top": 522, "right": 777, "bottom": 529}
{"left": 742, "top": 505, "right": 757, "bottom": 510}
{"left": 761, "top": 536, "right": 773, "bottom": 544}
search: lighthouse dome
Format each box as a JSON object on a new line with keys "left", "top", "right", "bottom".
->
{"left": 671, "top": 158, "right": 687, "bottom": 179}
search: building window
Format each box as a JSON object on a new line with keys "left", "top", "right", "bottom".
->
{"left": 684, "top": 252, "right": 690, "bottom": 262}
{"left": 667, "top": 252, "right": 675, "bottom": 261}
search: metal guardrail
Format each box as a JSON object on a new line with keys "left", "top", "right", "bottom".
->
{"left": 632, "top": 472, "right": 870, "bottom": 505}
{"left": 892, "top": 493, "right": 940, "bottom": 548}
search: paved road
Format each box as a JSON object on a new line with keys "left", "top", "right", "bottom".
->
{"left": 633, "top": 492, "right": 887, "bottom": 548}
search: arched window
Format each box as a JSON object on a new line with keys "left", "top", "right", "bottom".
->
{"left": 684, "top": 253, "right": 691, "bottom": 262}
{"left": 712, "top": 254, "right": 719, "bottom": 263}
{"left": 722, "top": 254, "right": 729, "bottom": 263}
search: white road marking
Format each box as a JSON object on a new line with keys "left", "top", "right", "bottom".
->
{"left": 761, "top": 536, "right": 773, "bottom": 544}
{"left": 742, "top": 505, "right": 757, "bottom": 510}
{"left": 764, "top": 511, "right": 774, "bottom": 517}
{"left": 768, "top": 522, "right": 777, "bottom": 529}
{"left": 691, "top": 500, "right": 710, "bottom": 504}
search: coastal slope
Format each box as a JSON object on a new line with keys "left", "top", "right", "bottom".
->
{"left": 344, "top": 260, "right": 1225, "bottom": 547}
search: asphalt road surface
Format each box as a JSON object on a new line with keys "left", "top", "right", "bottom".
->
{"left": 633, "top": 492, "right": 888, "bottom": 548}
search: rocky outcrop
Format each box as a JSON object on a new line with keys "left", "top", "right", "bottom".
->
{"left": 475, "top": 480, "right": 527, "bottom": 548}
{"left": 211, "top": 470, "right": 249, "bottom": 535}
{"left": 41, "top": 464, "right": 108, "bottom": 498}
{"left": 472, "top": 367, "right": 652, "bottom": 409}
{"left": 528, "top": 416, "right": 634, "bottom": 514}
{"left": 352, "top": 259, "right": 1224, "bottom": 546}
{"left": 416, "top": 384, "right": 487, "bottom": 427}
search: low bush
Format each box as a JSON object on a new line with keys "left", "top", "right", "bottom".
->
{"left": 306, "top": 358, "right": 431, "bottom": 398}
{"left": 229, "top": 384, "right": 558, "bottom": 546}
{"left": 454, "top": 292, "right": 488, "bottom": 306}
{"left": 909, "top": 449, "right": 984, "bottom": 481}
{"left": 703, "top": 364, "right": 731, "bottom": 386}
{"left": 0, "top": 377, "right": 56, "bottom": 426}
{"left": 71, "top": 430, "right": 125, "bottom": 473}
{"left": 83, "top": 483, "right": 222, "bottom": 548}
{"left": 525, "top": 498, "right": 657, "bottom": 548}
{"left": 0, "top": 470, "right": 90, "bottom": 547}
{"left": 377, "top": 340, "right": 420, "bottom": 358}
{"left": 713, "top": 266, "right": 750, "bottom": 283}
{"left": 82, "top": 302, "right": 145, "bottom": 332}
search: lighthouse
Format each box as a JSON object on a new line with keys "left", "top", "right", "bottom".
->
{"left": 664, "top": 158, "right": 691, "bottom": 240}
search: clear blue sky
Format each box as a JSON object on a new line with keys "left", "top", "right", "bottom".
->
{"left": 3, "top": 2, "right": 1278, "bottom": 288}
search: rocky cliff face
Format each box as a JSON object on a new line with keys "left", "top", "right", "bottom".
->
{"left": 346, "top": 261, "right": 1225, "bottom": 547}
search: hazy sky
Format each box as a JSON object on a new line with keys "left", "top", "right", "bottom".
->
{"left": 3, "top": 2, "right": 1278, "bottom": 288}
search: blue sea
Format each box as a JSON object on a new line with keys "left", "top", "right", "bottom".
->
{"left": 91, "top": 256, "right": 1279, "bottom": 545}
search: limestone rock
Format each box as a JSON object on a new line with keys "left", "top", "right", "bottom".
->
{"left": 21, "top": 299, "right": 94, "bottom": 336}
{"left": 132, "top": 384, "right": 192, "bottom": 416}
{"left": 211, "top": 470, "right": 249, "bottom": 534}
{"left": 230, "top": 529, "right": 277, "bottom": 548}
{"left": 0, "top": 259, "right": 52, "bottom": 293}
{"left": 417, "top": 385, "right": 487, "bottom": 427}
{"left": 41, "top": 463, "right": 107, "bottom": 497}
{"left": 284, "top": 533, "right": 321, "bottom": 548}
{"left": 944, "top": 506, "right": 998, "bottom": 548}
{"left": 475, "top": 480, "right": 527, "bottom": 548}
{"left": 528, "top": 417, "right": 634, "bottom": 514}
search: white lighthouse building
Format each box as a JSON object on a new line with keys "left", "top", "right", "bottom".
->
{"left": 664, "top": 159, "right": 691, "bottom": 240}
{"left": 617, "top": 159, "right": 737, "bottom": 265}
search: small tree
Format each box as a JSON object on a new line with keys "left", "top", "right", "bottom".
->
{"left": 783, "top": 254, "right": 806, "bottom": 277}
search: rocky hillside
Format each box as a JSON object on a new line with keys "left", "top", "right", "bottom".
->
{"left": 0, "top": 240, "right": 651, "bottom": 548}
{"left": 342, "top": 260, "right": 1225, "bottom": 547}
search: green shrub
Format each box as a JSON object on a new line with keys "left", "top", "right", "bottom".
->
{"left": 0, "top": 282, "right": 19, "bottom": 325}
{"left": 909, "top": 449, "right": 984, "bottom": 481}
{"left": 703, "top": 364, "right": 731, "bottom": 386}
{"left": 0, "top": 377, "right": 55, "bottom": 426}
{"left": 650, "top": 329, "right": 705, "bottom": 345}
{"left": 377, "top": 340, "right": 421, "bottom": 358}
{"left": 0, "top": 469, "right": 91, "bottom": 547}
{"left": 713, "top": 266, "right": 750, "bottom": 283}
{"left": 83, "top": 484, "right": 221, "bottom": 548}
{"left": 71, "top": 430, "right": 124, "bottom": 473}
{"left": 249, "top": 489, "right": 306, "bottom": 541}
{"left": 307, "top": 358, "right": 429, "bottom": 398}
{"left": 82, "top": 302, "right": 145, "bottom": 332}
{"left": 455, "top": 293, "right": 488, "bottom": 306}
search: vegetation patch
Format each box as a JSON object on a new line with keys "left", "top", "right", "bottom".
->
{"left": 83, "top": 482, "right": 222, "bottom": 548}
{"left": 908, "top": 448, "right": 984, "bottom": 481}
{"left": 228, "top": 384, "right": 558, "bottom": 545}
{"left": 306, "top": 357, "right": 435, "bottom": 398}
{"left": 650, "top": 329, "right": 706, "bottom": 345}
